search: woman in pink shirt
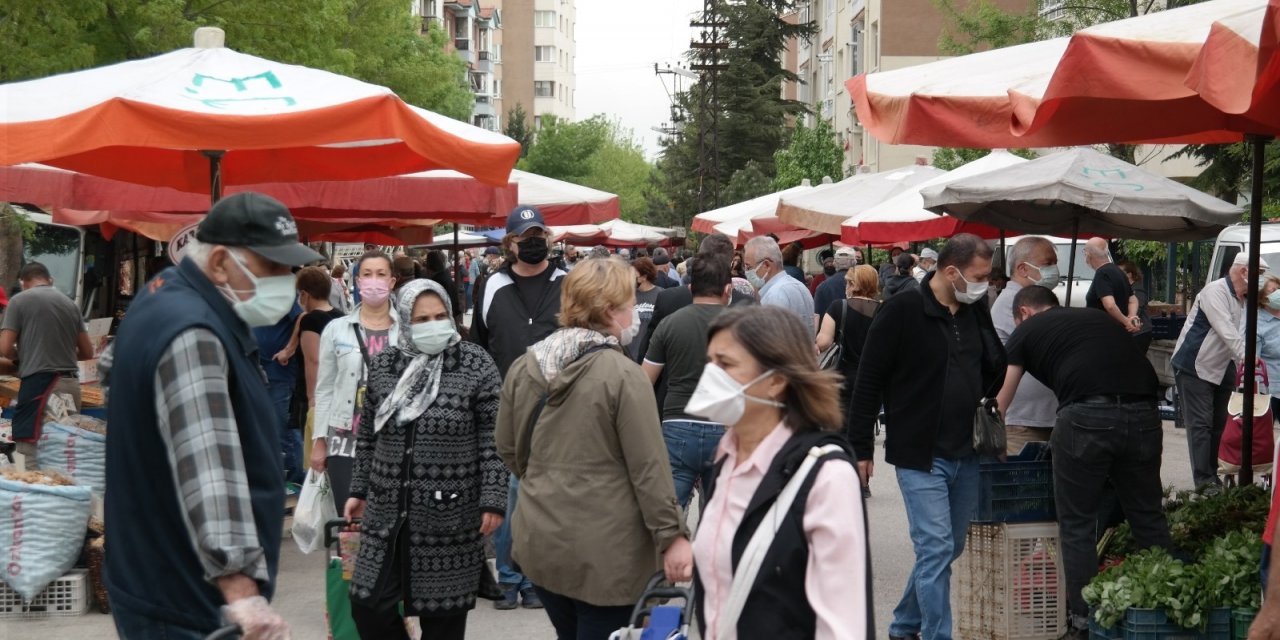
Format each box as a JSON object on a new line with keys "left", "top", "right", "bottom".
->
{"left": 689, "top": 306, "right": 873, "bottom": 640}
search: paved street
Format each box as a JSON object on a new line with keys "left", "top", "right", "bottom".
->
{"left": 5, "top": 422, "right": 1200, "bottom": 639}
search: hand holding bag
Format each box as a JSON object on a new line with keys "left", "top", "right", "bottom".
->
{"left": 973, "top": 396, "right": 1007, "bottom": 457}
{"left": 292, "top": 469, "right": 337, "bottom": 554}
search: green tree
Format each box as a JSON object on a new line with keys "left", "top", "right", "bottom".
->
{"left": 932, "top": 147, "right": 1038, "bottom": 170}
{"left": 652, "top": 0, "right": 815, "bottom": 219}
{"left": 504, "top": 104, "right": 534, "bottom": 157}
{"left": 772, "top": 120, "right": 845, "bottom": 190}
{"left": 721, "top": 161, "right": 775, "bottom": 205}
{"left": 519, "top": 115, "right": 655, "bottom": 223}
{"left": 0, "top": 0, "right": 474, "bottom": 120}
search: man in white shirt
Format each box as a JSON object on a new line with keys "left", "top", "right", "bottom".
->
{"left": 743, "top": 236, "right": 815, "bottom": 329}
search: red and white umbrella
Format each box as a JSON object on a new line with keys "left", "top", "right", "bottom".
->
{"left": 775, "top": 165, "right": 946, "bottom": 236}
{"left": 512, "top": 171, "right": 620, "bottom": 225}
{"left": 0, "top": 27, "right": 521, "bottom": 195}
{"left": 52, "top": 208, "right": 439, "bottom": 246}
{"left": 843, "top": 151, "right": 1026, "bottom": 244}
{"left": 848, "top": 0, "right": 1278, "bottom": 148}
{"left": 553, "top": 220, "right": 683, "bottom": 248}
{"left": 691, "top": 184, "right": 818, "bottom": 241}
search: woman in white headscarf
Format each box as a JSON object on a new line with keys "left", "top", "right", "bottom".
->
{"left": 344, "top": 279, "right": 508, "bottom": 640}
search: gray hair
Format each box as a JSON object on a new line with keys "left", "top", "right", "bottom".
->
{"left": 744, "top": 236, "right": 783, "bottom": 266}
{"left": 1009, "top": 236, "right": 1054, "bottom": 269}
{"left": 183, "top": 238, "right": 215, "bottom": 267}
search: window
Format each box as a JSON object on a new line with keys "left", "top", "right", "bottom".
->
{"left": 535, "top": 46, "right": 555, "bottom": 63}
{"left": 534, "top": 81, "right": 554, "bottom": 97}
{"left": 454, "top": 16, "right": 468, "bottom": 38}
{"left": 850, "top": 19, "right": 864, "bottom": 77}
{"left": 535, "top": 10, "right": 556, "bottom": 28}
{"left": 534, "top": 115, "right": 543, "bottom": 129}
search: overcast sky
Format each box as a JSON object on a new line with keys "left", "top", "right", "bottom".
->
{"left": 575, "top": 0, "right": 705, "bottom": 159}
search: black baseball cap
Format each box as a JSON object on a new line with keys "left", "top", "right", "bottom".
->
{"left": 506, "top": 205, "right": 548, "bottom": 236}
{"left": 196, "top": 192, "right": 323, "bottom": 266}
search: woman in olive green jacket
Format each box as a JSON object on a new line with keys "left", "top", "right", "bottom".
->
{"left": 496, "top": 257, "right": 692, "bottom": 639}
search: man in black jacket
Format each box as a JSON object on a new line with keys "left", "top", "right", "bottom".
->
{"left": 470, "top": 204, "right": 564, "bottom": 611}
{"left": 848, "top": 233, "right": 1006, "bottom": 640}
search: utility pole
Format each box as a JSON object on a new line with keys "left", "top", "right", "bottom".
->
{"left": 689, "top": 0, "right": 729, "bottom": 213}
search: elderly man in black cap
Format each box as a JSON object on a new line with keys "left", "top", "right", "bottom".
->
{"left": 470, "top": 204, "right": 565, "bottom": 610}
{"left": 102, "top": 192, "right": 322, "bottom": 640}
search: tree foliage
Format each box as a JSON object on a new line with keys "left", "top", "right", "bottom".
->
{"left": 0, "top": 0, "right": 474, "bottom": 120}
{"left": 519, "top": 116, "right": 655, "bottom": 223}
{"left": 504, "top": 104, "right": 534, "bottom": 158}
{"left": 930, "top": 147, "right": 1036, "bottom": 171}
{"left": 722, "top": 161, "right": 774, "bottom": 206}
{"left": 650, "top": 0, "right": 814, "bottom": 224}
{"left": 773, "top": 119, "right": 844, "bottom": 190}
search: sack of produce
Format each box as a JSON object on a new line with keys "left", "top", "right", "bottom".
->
{"left": 0, "top": 470, "right": 93, "bottom": 601}
{"left": 35, "top": 419, "right": 107, "bottom": 498}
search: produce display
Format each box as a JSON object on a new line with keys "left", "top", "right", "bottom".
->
{"left": 1084, "top": 485, "right": 1268, "bottom": 631}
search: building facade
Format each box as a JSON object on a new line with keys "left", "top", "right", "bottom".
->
{"left": 784, "top": 0, "right": 1034, "bottom": 174}
{"left": 413, "top": 0, "right": 503, "bottom": 132}
{"left": 479, "top": 0, "right": 576, "bottom": 132}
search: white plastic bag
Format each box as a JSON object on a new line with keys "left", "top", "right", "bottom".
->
{"left": 291, "top": 469, "right": 335, "bottom": 554}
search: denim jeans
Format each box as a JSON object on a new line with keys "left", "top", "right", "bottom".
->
{"left": 110, "top": 597, "right": 209, "bottom": 640}
{"left": 891, "top": 455, "right": 980, "bottom": 640}
{"left": 1053, "top": 399, "right": 1172, "bottom": 627}
{"left": 662, "top": 420, "right": 726, "bottom": 508}
{"left": 496, "top": 474, "right": 531, "bottom": 590}
{"left": 267, "top": 378, "right": 303, "bottom": 485}
{"left": 533, "top": 585, "right": 633, "bottom": 640}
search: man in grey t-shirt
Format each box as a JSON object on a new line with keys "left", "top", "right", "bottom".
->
{"left": 0, "top": 262, "right": 93, "bottom": 456}
{"left": 991, "top": 237, "right": 1061, "bottom": 455}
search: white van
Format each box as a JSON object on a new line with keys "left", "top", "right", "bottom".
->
{"left": 13, "top": 206, "right": 86, "bottom": 309}
{"left": 1003, "top": 235, "right": 1093, "bottom": 308}
{"left": 1207, "top": 222, "right": 1280, "bottom": 287}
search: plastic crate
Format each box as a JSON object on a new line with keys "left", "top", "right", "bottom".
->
{"left": 974, "top": 443, "right": 1056, "bottom": 523}
{"left": 1122, "top": 607, "right": 1231, "bottom": 640}
{"left": 1090, "top": 608, "right": 1123, "bottom": 640}
{"left": 1231, "top": 608, "right": 1256, "bottom": 640}
{"left": 0, "top": 569, "right": 90, "bottom": 618}
{"left": 957, "top": 522, "right": 1065, "bottom": 640}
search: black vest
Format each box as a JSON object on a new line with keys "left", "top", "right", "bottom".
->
{"left": 694, "top": 431, "right": 875, "bottom": 639}
{"left": 104, "top": 258, "right": 284, "bottom": 629}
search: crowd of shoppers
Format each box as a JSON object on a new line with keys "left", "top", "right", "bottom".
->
{"left": 87, "top": 190, "right": 1272, "bottom": 640}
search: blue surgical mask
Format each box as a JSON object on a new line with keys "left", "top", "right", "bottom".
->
{"left": 1268, "top": 289, "right": 1280, "bottom": 310}
{"left": 411, "top": 320, "right": 457, "bottom": 356}
{"left": 1024, "top": 262, "right": 1061, "bottom": 289}
{"left": 746, "top": 261, "right": 768, "bottom": 290}
{"left": 220, "top": 250, "right": 297, "bottom": 328}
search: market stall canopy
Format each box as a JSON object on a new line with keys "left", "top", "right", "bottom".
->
{"left": 0, "top": 163, "right": 516, "bottom": 223}
{"left": 0, "top": 27, "right": 521, "bottom": 193}
{"left": 52, "top": 208, "right": 438, "bottom": 245}
{"left": 847, "top": 0, "right": 1278, "bottom": 148}
{"left": 422, "top": 231, "right": 497, "bottom": 249}
{"left": 691, "top": 183, "right": 816, "bottom": 236}
{"left": 843, "top": 151, "right": 1027, "bottom": 244}
{"left": 775, "top": 165, "right": 946, "bottom": 235}
{"left": 553, "top": 220, "right": 684, "bottom": 247}
{"left": 920, "top": 147, "right": 1243, "bottom": 242}
{"left": 510, "top": 170, "right": 619, "bottom": 225}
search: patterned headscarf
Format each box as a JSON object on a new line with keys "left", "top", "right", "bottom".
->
{"left": 372, "top": 279, "right": 460, "bottom": 433}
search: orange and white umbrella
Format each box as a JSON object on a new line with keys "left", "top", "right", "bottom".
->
{"left": 848, "top": 0, "right": 1278, "bottom": 148}
{"left": 0, "top": 27, "right": 520, "bottom": 195}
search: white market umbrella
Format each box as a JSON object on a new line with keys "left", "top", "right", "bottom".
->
{"left": 691, "top": 182, "right": 817, "bottom": 238}
{"left": 776, "top": 165, "right": 947, "bottom": 235}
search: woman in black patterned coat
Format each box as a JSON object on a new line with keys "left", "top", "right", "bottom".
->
{"left": 344, "top": 279, "right": 508, "bottom": 640}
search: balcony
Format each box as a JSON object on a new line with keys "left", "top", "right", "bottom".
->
{"left": 474, "top": 50, "right": 493, "bottom": 73}
{"left": 420, "top": 16, "right": 440, "bottom": 33}
{"left": 473, "top": 97, "right": 496, "bottom": 118}
{"left": 453, "top": 38, "right": 474, "bottom": 64}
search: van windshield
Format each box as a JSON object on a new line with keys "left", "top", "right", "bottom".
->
{"left": 1055, "top": 243, "right": 1097, "bottom": 280}
{"left": 22, "top": 223, "right": 82, "bottom": 302}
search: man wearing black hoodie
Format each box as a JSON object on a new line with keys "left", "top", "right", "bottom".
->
{"left": 470, "top": 204, "right": 564, "bottom": 611}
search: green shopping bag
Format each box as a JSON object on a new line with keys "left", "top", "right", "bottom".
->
{"left": 326, "top": 556, "right": 360, "bottom": 640}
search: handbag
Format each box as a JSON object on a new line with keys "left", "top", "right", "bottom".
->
{"left": 973, "top": 397, "right": 1007, "bottom": 457}
{"left": 477, "top": 559, "right": 504, "bottom": 600}
{"left": 818, "top": 302, "right": 848, "bottom": 370}
{"left": 1220, "top": 363, "right": 1275, "bottom": 470}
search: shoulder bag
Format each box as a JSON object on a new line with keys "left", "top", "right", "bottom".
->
{"left": 818, "top": 302, "right": 848, "bottom": 370}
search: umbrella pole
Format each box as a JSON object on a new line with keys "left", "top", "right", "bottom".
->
{"left": 1066, "top": 219, "right": 1079, "bottom": 305}
{"left": 999, "top": 231, "right": 1007, "bottom": 276}
{"left": 203, "top": 150, "right": 225, "bottom": 204}
{"left": 1240, "top": 135, "right": 1272, "bottom": 485}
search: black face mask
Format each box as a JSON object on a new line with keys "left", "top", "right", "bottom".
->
{"left": 517, "top": 236, "right": 549, "bottom": 264}
{"left": 823, "top": 265, "right": 837, "bottom": 276}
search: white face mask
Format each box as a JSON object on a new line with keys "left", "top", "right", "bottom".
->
{"left": 617, "top": 306, "right": 641, "bottom": 346}
{"left": 950, "top": 268, "right": 989, "bottom": 305}
{"left": 1023, "top": 262, "right": 1061, "bottom": 289}
{"left": 411, "top": 320, "right": 457, "bottom": 356}
{"left": 220, "top": 250, "right": 297, "bottom": 328}
{"left": 685, "top": 364, "right": 784, "bottom": 426}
